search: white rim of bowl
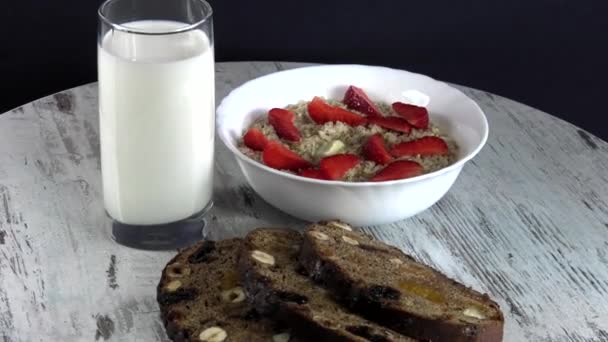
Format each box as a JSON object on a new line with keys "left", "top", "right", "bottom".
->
{"left": 217, "top": 64, "right": 489, "bottom": 187}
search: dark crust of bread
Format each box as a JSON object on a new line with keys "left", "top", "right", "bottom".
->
{"left": 157, "top": 239, "right": 280, "bottom": 342}
{"left": 239, "top": 228, "right": 417, "bottom": 342}
{"left": 299, "top": 221, "right": 504, "bottom": 342}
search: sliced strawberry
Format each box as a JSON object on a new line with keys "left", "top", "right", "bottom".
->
{"left": 392, "top": 102, "right": 429, "bottom": 129}
{"left": 343, "top": 85, "right": 383, "bottom": 118}
{"left": 307, "top": 97, "right": 367, "bottom": 126}
{"left": 319, "top": 154, "right": 361, "bottom": 180}
{"left": 298, "top": 168, "right": 328, "bottom": 180}
{"left": 363, "top": 134, "right": 393, "bottom": 165}
{"left": 370, "top": 160, "right": 423, "bottom": 181}
{"left": 390, "top": 136, "right": 449, "bottom": 157}
{"left": 243, "top": 128, "right": 269, "bottom": 151}
{"left": 262, "top": 141, "right": 312, "bottom": 171}
{"left": 268, "top": 108, "right": 301, "bottom": 142}
{"left": 368, "top": 116, "right": 412, "bottom": 134}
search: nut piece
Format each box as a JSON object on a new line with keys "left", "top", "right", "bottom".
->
{"left": 165, "top": 280, "right": 182, "bottom": 292}
{"left": 221, "top": 287, "right": 246, "bottom": 303}
{"left": 342, "top": 235, "right": 359, "bottom": 245}
{"left": 463, "top": 307, "right": 486, "bottom": 320}
{"left": 389, "top": 258, "right": 404, "bottom": 265}
{"left": 310, "top": 231, "right": 329, "bottom": 241}
{"left": 166, "top": 263, "right": 191, "bottom": 278}
{"left": 251, "top": 250, "right": 275, "bottom": 265}
{"left": 272, "top": 332, "right": 291, "bottom": 342}
{"left": 328, "top": 221, "right": 353, "bottom": 231}
{"left": 318, "top": 140, "right": 345, "bottom": 157}
{"left": 199, "top": 326, "right": 227, "bottom": 342}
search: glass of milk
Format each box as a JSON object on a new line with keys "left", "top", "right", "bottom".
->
{"left": 98, "top": 0, "right": 214, "bottom": 249}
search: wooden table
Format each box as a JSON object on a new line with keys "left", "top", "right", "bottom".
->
{"left": 1, "top": 62, "right": 607, "bottom": 342}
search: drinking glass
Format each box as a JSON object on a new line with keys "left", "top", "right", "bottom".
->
{"left": 98, "top": 0, "right": 214, "bottom": 249}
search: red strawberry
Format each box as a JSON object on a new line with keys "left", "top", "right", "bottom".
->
{"left": 307, "top": 97, "right": 367, "bottom": 126}
{"left": 243, "top": 128, "right": 268, "bottom": 151}
{"left": 268, "top": 108, "right": 301, "bottom": 142}
{"left": 390, "top": 136, "right": 449, "bottom": 157}
{"left": 392, "top": 102, "right": 429, "bottom": 129}
{"left": 319, "top": 154, "right": 361, "bottom": 180}
{"left": 363, "top": 134, "right": 393, "bottom": 165}
{"left": 343, "top": 85, "right": 383, "bottom": 118}
{"left": 368, "top": 116, "right": 412, "bottom": 134}
{"left": 298, "top": 168, "right": 327, "bottom": 180}
{"left": 370, "top": 160, "right": 423, "bottom": 181}
{"left": 262, "top": 141, "right": 312, "bottom": 171}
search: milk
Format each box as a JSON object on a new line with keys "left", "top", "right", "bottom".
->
{"left": 98, "top": 20, "right": 214, "bottom": 225}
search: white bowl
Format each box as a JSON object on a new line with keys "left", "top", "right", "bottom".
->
{"left": 217, "top": 64, "right": 488, "bottom": 226}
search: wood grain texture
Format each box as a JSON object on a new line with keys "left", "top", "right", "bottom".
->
{"left": 0, "top": 62, "right": 607, "bottom": 342}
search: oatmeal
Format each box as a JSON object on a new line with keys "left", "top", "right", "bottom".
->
{"left": 238, "top": 86, "right": 457, "bottom": 182}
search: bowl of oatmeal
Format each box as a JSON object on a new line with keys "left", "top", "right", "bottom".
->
{"left": 217, "top": 64, "right": 488, "bottom": 226}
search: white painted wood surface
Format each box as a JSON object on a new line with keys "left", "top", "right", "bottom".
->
{"left": 1, "top": 61, "right": 607, "bottom": 342}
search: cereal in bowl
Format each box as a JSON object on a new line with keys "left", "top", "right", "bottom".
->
{"left": 238, "top": 86, "right": 457, "bottom": 182}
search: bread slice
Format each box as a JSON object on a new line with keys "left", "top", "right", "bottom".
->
{"left": 238, "top": 227, "right": 417, "bottom": 342}
{"left": 157, "top": 239, "right": 287, "bottom": 342}
{"left": 299, "top": 221, "right": 504, "bottom": 342}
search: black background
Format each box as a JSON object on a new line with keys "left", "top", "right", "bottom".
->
{"left": 1, "top": 0, "right": 607, "bottom": 140}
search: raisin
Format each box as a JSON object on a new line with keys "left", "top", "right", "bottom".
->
{"left": 243, "top": 308, "right": 261, "bottom": 321}
{"left": 367, "top": 285, "right": 401, "bottom": 301}
{"left": 188, "top": 241, "right": 216, "bottom": 264}
{"left": 346, "top": 325, "right": 390, "bottom": 342}
{"left": 271, "top": 320, "right": 290, "bottom": 333}
{"left": 295, "top": 265, "right": 309, "bottom": 276}
{"left": 390, "top": 316, "right": 414, "bottom": 330}
{"left": 166, "top": 310, "right": 184, "bottom": 321}
{"left": 198, "top": 318, "right": 212, "bottom": 326}
{"left": 158, "top": 288, "right": 198, "bottom": 305}
{"left": 276, "top": 291, "right": 308, "bottom": 305}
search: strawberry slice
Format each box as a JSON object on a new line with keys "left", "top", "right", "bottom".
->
{"left": 363, "top": 134, "right": 393, "bottom": 165}
{"left": 370, "top": 160, "right": 423, "bottom": 181}
{"left": 307, "top": 97, "right": 367, "bottom": 126}
{"left": 343, "top": 85, "right": 383, "bottom": 118}
{"left": 368, "top": 116, "right": 412, "bottom": 134}
{"left": 390, "top": 136, "right": 449, "bottom": 157}
{"left": 243, "top": 128, "right": 269, "bottom": 151}
{"left": 319, "top": 154, "right": 361, "bottom": 180}
{"left": 268, "top": 108, "right": 301, "bottom": 142}
{"left": 298, "top": 168, "right": 328, "bottom": 180}
{"left": 392, "top": 102, "right": 429, "bottom": 129}
{"left": 262, "top": 141, "right": 312, "bottom": 171}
